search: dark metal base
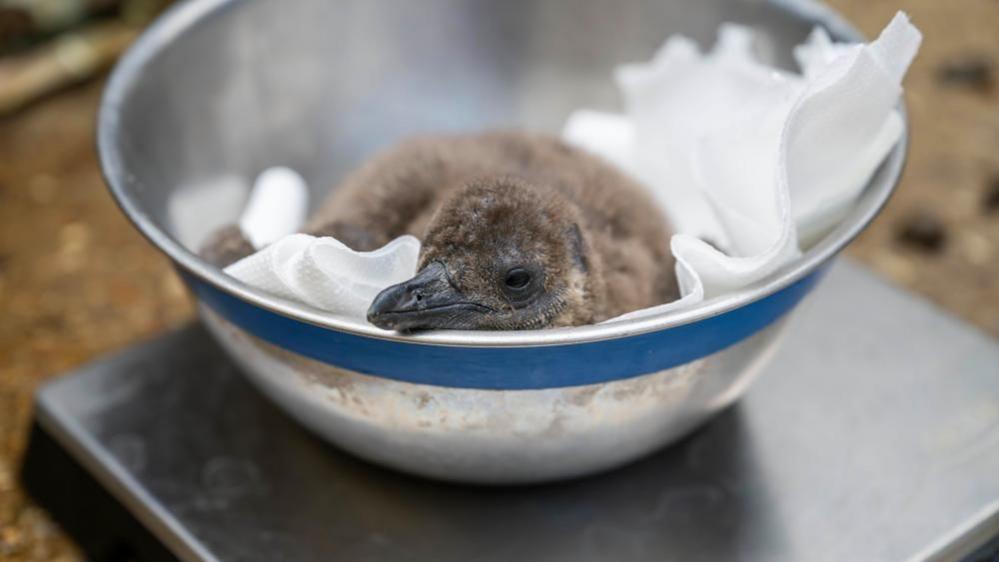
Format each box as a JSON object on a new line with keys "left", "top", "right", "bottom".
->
{"left": 23, "top": 422, "right": 180, "bottom": 562}
{"left": 20, "top": 262, "right": 999, "bottom": 561}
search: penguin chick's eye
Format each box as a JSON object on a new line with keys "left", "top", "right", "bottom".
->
{"left": 504, "top": 268, "right": 531, "bottom": 290}
{"left": 500, "top": 266, "right": 541, "bottom": 307}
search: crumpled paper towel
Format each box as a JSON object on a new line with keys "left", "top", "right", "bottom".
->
{"left": 222, "top": 12, "right": 920, "bottom": 325}
{"left": 225, "top": 232, "right": 420, "bottom": 318}
{"left": 238, "top": 167, "right": 309, "bottom": 248}
{"left": 565, "top": 12, "right": 920, "bottom": 321}
{"left": 220, "top": 166, "right": 420, "bottom": 318}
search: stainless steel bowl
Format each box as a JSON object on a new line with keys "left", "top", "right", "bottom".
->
{"left": 98, "top": 0, "right": 905, "bottom": 484}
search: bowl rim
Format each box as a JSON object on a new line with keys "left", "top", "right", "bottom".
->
{"left": 97, "top": 0, "right": 907, "bottom": 348}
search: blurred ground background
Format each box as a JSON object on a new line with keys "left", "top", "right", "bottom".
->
{"left": 0, "top": 0, "right": 996, "bottom": 559}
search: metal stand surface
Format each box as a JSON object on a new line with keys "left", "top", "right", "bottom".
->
{"left": 22, "top": 261, "right": 999, "bottom": 562}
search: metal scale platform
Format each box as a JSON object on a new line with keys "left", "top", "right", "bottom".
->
{"left": 21, "top": 261, "right": 999, "bottom": 561}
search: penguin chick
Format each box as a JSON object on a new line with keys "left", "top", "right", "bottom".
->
{"left": 201, "top": 131, "right": 677, "bottom": 331}
{"left": 370, "top": 177, "right": 600, "bottom": 330}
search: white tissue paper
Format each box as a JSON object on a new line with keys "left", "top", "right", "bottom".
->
{"left": 225, "top": 233, "right": 420, "bottom": 318}
{"left": 239, "top": 166, "right": 309, "bottom": 248}
{"left": 221, "top": 166, "right": 421, "bottom": 319}
{"left": 222, "top": 13, "right": 920, "bottom": 326}
{"left": 565, "top": 12, "right": 920, "bottom": 321}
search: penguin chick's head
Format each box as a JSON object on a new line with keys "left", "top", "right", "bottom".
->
{"left": 367, "top": 178, "right": 602, "bottom": 331}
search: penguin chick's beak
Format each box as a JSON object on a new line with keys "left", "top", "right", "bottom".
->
{"left": 367, "top": 261, "right": 491, "bottom": 331}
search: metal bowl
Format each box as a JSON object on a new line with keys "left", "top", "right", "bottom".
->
{"left": 98, "top": 0, "right": 905, "bottom": 484}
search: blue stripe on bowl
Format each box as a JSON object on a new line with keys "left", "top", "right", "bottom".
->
{"left": 186, "top": 266, "right": 827, "bottom": 390}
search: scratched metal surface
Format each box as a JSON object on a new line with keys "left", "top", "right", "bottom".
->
{"left": 34, "top": 260, "right": 999, "bottom": 562}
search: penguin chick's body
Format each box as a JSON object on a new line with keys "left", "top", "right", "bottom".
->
{"left": 202, "top": 131, "right": 677, "bottom": 331}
